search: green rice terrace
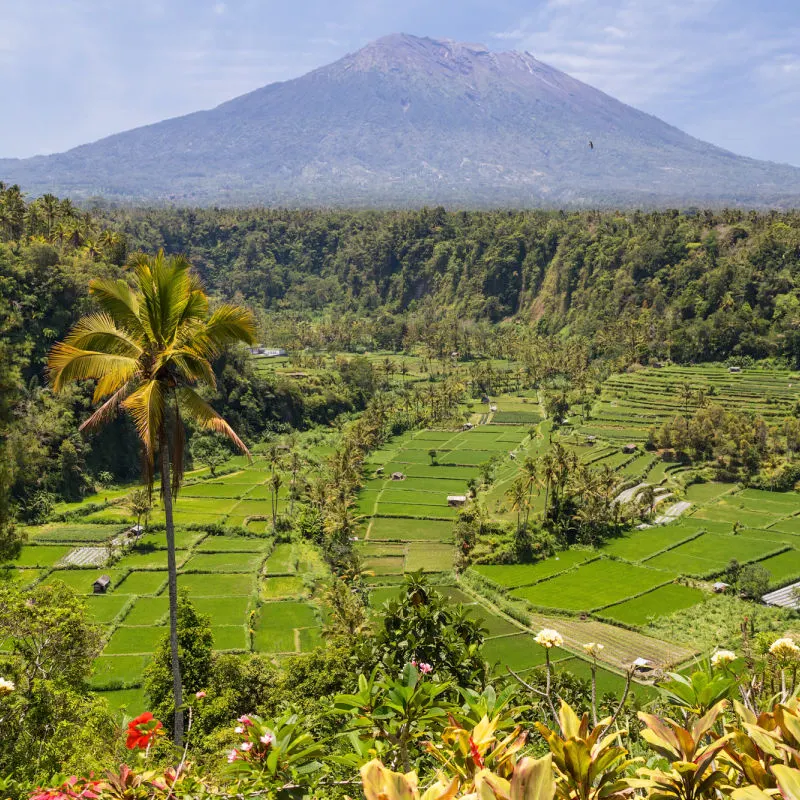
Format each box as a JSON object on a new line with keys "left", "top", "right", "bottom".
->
{"left": 4, "top": 361, "right": 800, "bottom": 713}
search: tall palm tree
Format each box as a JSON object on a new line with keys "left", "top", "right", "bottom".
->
{"left": 47, "top": 250, "right": 255, "bottom": 745}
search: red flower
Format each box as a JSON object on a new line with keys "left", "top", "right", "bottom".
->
{"left": 126, "top": 712, "right": 163, "bottom": 750}
{"left": 469, "top": 736, "right": 485, "bottom": 769}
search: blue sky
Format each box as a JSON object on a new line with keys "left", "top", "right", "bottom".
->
{"left": 1, "top": 0, "right": 798, "bottom": 165}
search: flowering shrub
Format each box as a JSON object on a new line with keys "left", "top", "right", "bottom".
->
{"left": 224, "top": 711, "right": 324, "bottom": 788}
{"left": 534, "top": 629, "right": 563, "bottom": 649}
{"left": 125, "top": 713, "right": 163, "bottom": 751}
{"left": 30, "top": 777, "right": 100, "bottom": 800}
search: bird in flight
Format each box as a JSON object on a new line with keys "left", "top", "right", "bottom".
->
{"left": 589, "top": 140, "right": 594, "bottom": 150}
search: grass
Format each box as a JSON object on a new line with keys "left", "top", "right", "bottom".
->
{"left": 644, "top": 533, "right": 784, "bottom": 576}
{"left": 405, "top": 543, "right": 453, "bottom": 572}
{"left": 98, "top": 687, "right": 147, "bottom": 714}
{"left": 116, "top": 571, "right": 167, "bottom": 595}
{"left": 483, "top": 634, "right": 569, "bottom": 671}
{"left": 264, "top": 543, "right": 296, "bottom": 574}
{"left": 83, "top": 594, "right": 132, "bottom": 625}
{"left": 472, "top": 551, "right": 591, "bottom": 588}
{"left": 196, "top": 536, "right": 272, "bottom": 553}
{"left": 182, "top": 552, "right": 265, "bottom": 573}
{"left": 383, "top": 464, "right": 478, "bottom": 481}
{"left": 252, "top": 601, "right": 317, "bottom": 653}
{"left": 192, "top": 595, "right": 252, "bottom": 625}
{"left": 116, "top": 550, "right": 183, "bottom": 570}
{"left": 471, "top": 610, "right": 521, "bottom": 637}
{"left": 261, "top": 576, "right": 306, "bottom": 599}
{"left": 123, "top": 597, "right": 169, "bottom": 626}
{"left": 379, "top": 489, "right": 453, "bottom": 506}
{"left": 492, "top": 411, "right": 542, "bottom": 424}
{"left": 375, "top": 503, "right": 458, "bottom": 519}
{"left": 31, "top": 524, "right": 116, "bottom": 543}
{"left": 369, "top": 586, "right": 405, "bottom": 608}
{"left": 298, "top": 627, "right": 323, "bottom": 652}
{"left": 178, "top": 573, "right": 256, "bottom": 596}
{"left": 43, "top": 568, "right": 126, "bottom": 593}
{"left": 368, "top": 517, "right": 453, "bottom": 541}
{"left": 683, "top": 482, "right": 734, "bottom": 503}
{"left": 601, "top": 527, "right": 699, "bottom": 562}
{"left": 600, "top": 584, "right": 706, "bottom": 627}
{"left": 212, "top": 625, "right": 248, "bottom": 650}
{"left": 0, "top": 567, "right": 45, "bottom": 588}
{"left": 89, "top": 655, "right": 151, "bottom": 688}
{"left": 104, "top": 626, "right": 166, "bottom": 655}
{"left": 363, "top": 555, "right": 405, "bottom": 575}
{"left": 511, "top": 559, "right": 671, "bottom": 612}
{"left": 135, "top": 530, "right": 206, "bottom": 550}
{"left": 757, "top": 549, "right": 800, "bottom": 586}
{"left": 8, "top": 545, "right": 75, "bottom": 567}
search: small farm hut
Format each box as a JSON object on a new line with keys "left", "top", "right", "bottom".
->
{"left": 447, "top": 495, "right": 467, "bottom": 507}
{"left": 391, "top": 472, "right": 405, "bottom": 481}
{"left": 622, "top": 443, "right": 637, "bottom": 454}
{"left": 93, "top": 575, "right": 111, "bottom": 594}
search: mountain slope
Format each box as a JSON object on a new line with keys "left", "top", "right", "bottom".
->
{"left": 3, "top": 34, "right": 800, "bottom": 206}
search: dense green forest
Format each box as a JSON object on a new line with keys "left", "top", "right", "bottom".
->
{"left": 107, "top": 205, "right": 800, "bottom": 362}
{"left": 4, "top": 185, "right": 800, "bottom": 527}
{"left": 7, "top": 185, "right": 800, "bottom": 798}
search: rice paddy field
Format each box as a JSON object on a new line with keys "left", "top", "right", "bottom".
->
{"left": 8, "top": 361, "right": 800, "bottom": 715}
{"left": 580, "top": 364, "right": 800, "bottom": 445}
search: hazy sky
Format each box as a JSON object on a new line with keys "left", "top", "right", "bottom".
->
{"left": 1, "top": 0, "right": 798, "bottom": 165}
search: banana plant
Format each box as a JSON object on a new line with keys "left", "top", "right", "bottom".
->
{"left": 535, "top": 700, "right": 638, "bottom": 800}
{"left": 635, "top": 700, "right": 731, "bottom": 800}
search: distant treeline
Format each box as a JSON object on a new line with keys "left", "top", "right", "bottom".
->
{"left": 104, "top": 205, "right": 800, "bottom": 363}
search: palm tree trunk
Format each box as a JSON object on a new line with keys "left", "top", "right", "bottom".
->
{"left": 160, "top": 438, "right": 184, "bottom": 746}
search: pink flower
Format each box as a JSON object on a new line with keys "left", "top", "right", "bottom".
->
{"left": 237, "top": 715, "right": 253, "bottom": 726}
{"left": 419, "top": 663, "right": 433, "bottom": 674}
{"left": 241, "top": 741, "right": 253, "bottom": 752}
{"left": 234, "top": 726, "right": 244, "bottom": 734}
{"left": 195, "top": 691, "right": 206, "bottom": 699}
{"left": 227, "top": 749, "right": 238, "bottom": 763}
{"left": 410, "top": 660, "right": 418, "bottom": 667}
{"left": 260, "top": 733, "right": 275, "bottom": 746}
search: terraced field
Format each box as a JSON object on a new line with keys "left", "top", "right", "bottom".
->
{"left": 361, "top": 424, "right": 529, "bottom": 547}
{"left": 9, "top": 361, "right": 800, "bottom": 715}
{"left": 583, "top": 365, "right": 800, "bottom": 444}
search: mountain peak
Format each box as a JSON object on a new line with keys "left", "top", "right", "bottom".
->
{"left": 2, "top": 33, "right": 800, "bottom": 207}
{"left": 341, "top": 34, "right": 529, "bottom": 79}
